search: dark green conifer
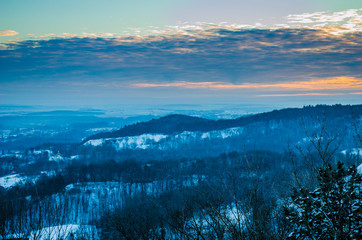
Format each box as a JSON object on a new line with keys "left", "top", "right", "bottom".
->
{"left": 284, "top": 162, "right": 361, "bottom": 240}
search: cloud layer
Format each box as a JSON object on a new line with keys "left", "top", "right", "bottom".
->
{"left": 2, "top": 26, "right": 361, "bottom": 82}
{"left": 0, "top": 9, "right": 361, "bottom": 105}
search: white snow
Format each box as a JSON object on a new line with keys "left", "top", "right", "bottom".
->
{"left": 86, "top": 127, "right": 116, "bottom": 132}
{"left": 85, "top": 134, "right": 168, "bottom": 149}
{"left": 225, "top": 204, "right": 246, "bottom": 223}
{"left": 29, "top": 224, "right": 98, "bottom": 240}
{"left": 33, "top": 149, "right": 51, "bottom": 155}
{"left": 84, "top": 127, "right": 245, "bottom": 151}
{"left": 114, "top": 134, "right": 168, "bottom": 150}
{"left": 0, "top": 172, "right": 58, "bottom": 189}
{"left": 340, "top": 148, "right": 362, "bottom": 157}
{"left": 201, "top": 132, "right": 210, "bottom": 139}
{"left": 357, "top": 164, "right": 362, "bottom": 174}
{"left": 49, "top": 154, "right": 64, "bottom": 162}
{"left": 70, "top": 155, "right": 80, "bottom": 160}
{"left": 29, "top": 149, "right": 68, "bottom": 162}
{"left": 0, "top": 174, "right": 25, "bottom": 188}
{"left": 86, "top": 139, "right": 104, "bottom": 146}
{"left": 61, "top": 177, "right": 204, "bottom": 221}
{"left": 220, "top": 127, "right": 242, "bottom": 139}
{"left": 178, "top": 127, "right": 243, "bottom": 140}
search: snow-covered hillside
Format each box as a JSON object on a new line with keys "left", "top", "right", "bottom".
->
{"left": 0, "top": 174, "right": 25, "bottom": 188}
{"left": 0, "top": 171, "right": 55, "bottom": 188}
{"left": 85, "top": 133, "right": 168, "bottom": 149}
{"left": 83, "top": 127, "right": 244, "bottom": 150}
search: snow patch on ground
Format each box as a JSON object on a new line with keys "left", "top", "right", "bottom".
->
{"left": 49, "top": 154, "right": 64, "bottom": 162}
{"left": 0, "top": 172, "right": 56, "bottom": 189}
{"left": 70, "top": 155, "right": 80, "bottom": 160}
{"left": 201, "top": 127, "right": 243, "bottom": 139}
{"left": 340, "top": 148, "right": 362, "bottom": 157}
{"left": 85, "top": 134, "right": 168, "bottom": 149}
{"left": 86, "top": 139, "right": 104, "bottom": 147}
{"left": 180, "top": 127, "right": 243, "bottom": 140}
{"left": 84, "top": 127, "right": 245, "bottom": 151}
{"left": 225, "top": 204, "right": 246, "bottom": 224}
{"left": 30, "top": 149, "right": 68, "bottom": 162}
{"left": 25, "top": 224, "right": 98, "bottom": 240}
{"left": 357, "top": 164, "right": 362, "bottom": 174}
{"left": 33, "top": 149, "right": 51, "bottom": 155}
{"left": 86, "top": 127, "right": 116, "bottom": 133}
{"left": 0, "top": 174, "right": 25, "bottom": 188}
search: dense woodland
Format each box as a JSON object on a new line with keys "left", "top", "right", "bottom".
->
{"left": 0, "top": 104, "right": 361, "bottom": 239}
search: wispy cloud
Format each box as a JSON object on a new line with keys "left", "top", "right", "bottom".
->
{"left": 287, "top": 9, "right": 360, "bottom": 24}
{"left": 286, "top": 8, "right": 362, "bottom": 35}
{"left": 2, "top": 8, "right": 360, "bottom": 43}
{"left": 0, "top": 30, "right": 19, "bottom": 37}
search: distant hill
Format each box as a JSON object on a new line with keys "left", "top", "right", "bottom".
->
{"left": 82, "top": 104, "right": 362, "bottom": 143}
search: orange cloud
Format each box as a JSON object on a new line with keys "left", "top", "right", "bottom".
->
{"left": 268, "top": 76, "right": 362, "bottom": 91}
{"left": 257, "top": 93, "right": 343, "bottom": 97}
{"left": 132, "top": 76, "right": 362, "bottom": 91}
{"left": 0, "top": 30, "right": 19, "bottom": 36}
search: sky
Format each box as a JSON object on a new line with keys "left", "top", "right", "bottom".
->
{"left": 0, "top": 0, "right": 361, "bottom": 110}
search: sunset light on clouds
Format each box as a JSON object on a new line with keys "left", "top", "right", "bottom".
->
{"left": 0, "top": 1, "right": 361, "bottom": 107}
{"left": 133, "top": 77, "right": 362, "bottom": 91}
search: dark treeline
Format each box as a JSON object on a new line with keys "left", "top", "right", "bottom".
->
{"left": 1, "top": 150, "right": 288, "bottom": 200}
{"left": 84, "top": 104, "right": 362, "bottom": 142}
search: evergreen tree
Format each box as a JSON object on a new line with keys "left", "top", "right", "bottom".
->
{"left": 283, "top": 162, "right": 361, "bottom": 240}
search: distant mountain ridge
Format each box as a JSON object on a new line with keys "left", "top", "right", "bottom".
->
{"left": 82, "top": 104, "right": 362, "bottom": 143}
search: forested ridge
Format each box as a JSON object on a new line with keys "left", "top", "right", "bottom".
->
{"left": 84, "top": 104, "right": 362, "bottom": 142}
{"left": 0, "top": 104, "right": 361, "bottom": 239}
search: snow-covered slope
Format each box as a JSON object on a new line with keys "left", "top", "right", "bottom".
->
{"left": 83, "top": 127, "right": 244, "bottom": 150}
{"left": 85, "top": 133, "right": 168, "bottom": 149}
{"left": 0, "top": 174, "right": 25, "bottom": 188}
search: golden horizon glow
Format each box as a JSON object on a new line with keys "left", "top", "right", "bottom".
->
{"left": 132, "top": 76, "right": 362, "bottom": 92}
{"left": 257, "top": 93, "right": 343, "bottom": 97}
